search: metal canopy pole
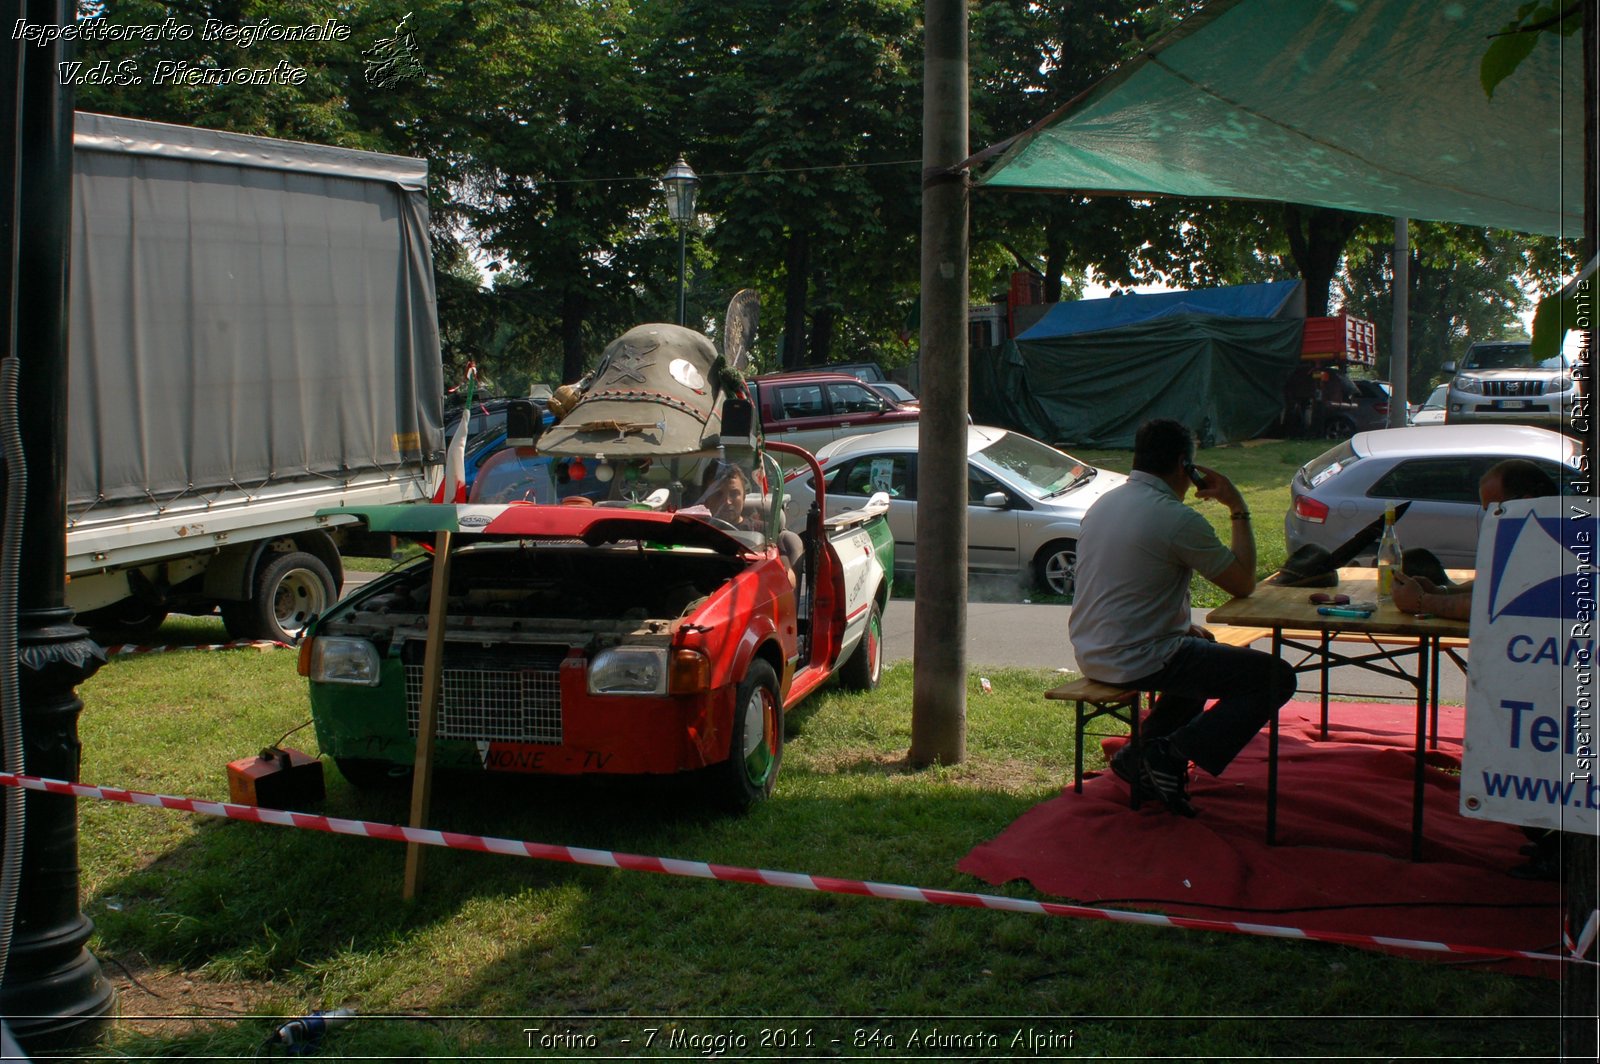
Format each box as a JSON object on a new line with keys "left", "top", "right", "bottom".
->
{"left": 1388, "top": 217, "right": 1410, "bottom": 427}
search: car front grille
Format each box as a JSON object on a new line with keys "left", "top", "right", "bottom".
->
{"left": 1480, "top": 379, "right": 1547, "bottom": 397}
{"left": 402, "top": 641, "right": 566, "bottom": 745}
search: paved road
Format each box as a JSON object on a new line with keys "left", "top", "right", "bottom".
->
{"left": 884, "top": 595, "right": 1468, "bottom": 703}
{"left": 343, "top": 572, "right": 1466, "bottom": 703}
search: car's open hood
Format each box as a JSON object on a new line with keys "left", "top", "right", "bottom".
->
{"left": 318, "top": 503, "right": 756, "bottom": 555}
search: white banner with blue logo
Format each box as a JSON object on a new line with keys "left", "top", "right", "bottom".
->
{"left": 1462, "top": 496, "right": 1597, "bottom": 831}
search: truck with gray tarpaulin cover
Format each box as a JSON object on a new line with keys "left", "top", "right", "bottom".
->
{"left": 66, "top": 113, "right": 443, "bottom": 643}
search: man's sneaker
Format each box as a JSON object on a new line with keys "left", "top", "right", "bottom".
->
{"left": 1140, "top": 737, "right": 1197, "bottom": 817}
{"left": 1109, "top": 743, "right": 1151, "bottom": 804}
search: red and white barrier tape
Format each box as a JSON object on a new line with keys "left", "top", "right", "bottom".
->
{"left": 101, "top": 639, "right": 290, "bottom": 656}
{"left": 2, "top": 770, "right": 1588, "bottom": 967}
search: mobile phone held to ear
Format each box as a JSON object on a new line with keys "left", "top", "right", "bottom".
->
{"left": 1183, "top": 462, "right": 1208, "bottom": 489}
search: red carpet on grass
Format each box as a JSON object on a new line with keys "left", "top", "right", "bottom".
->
{"left": 958, "top": 700, "right": 1564, "bottom": 976}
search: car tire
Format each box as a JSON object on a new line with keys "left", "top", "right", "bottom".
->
{"left": 79, "top": 598, "right": 169, "bottom": 641}
{"left": 837, "top": 602, "right": 883, "bottom": 691}
{"left": 1033, "top": 540, "right": 1078, "bottom": 597}
{"left": 335, "top": 757, "right": 411, "bottom": 790}
{"left": 231, "top": 551, "right": 336, "bottom": 643}
{"left": 1323, "top": 415, "right": 1356, "bottom": 439}
{"left": 709, "top": 658, "right": 783, "bottom": 812}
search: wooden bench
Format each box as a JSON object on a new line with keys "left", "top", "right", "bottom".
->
{"left": 1045, "top": 677, "right": 1150, "bottom": 808}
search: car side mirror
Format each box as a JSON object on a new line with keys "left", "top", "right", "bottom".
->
{"left": 721, "top": 397, "right": 756, "bottom": 440}
{"left": 504, "top": 398, "right": 542, "bottom": 446}
{"left": 1440, "top": 361, "right": 1456, "bottom": 375}
{"left": 982, "top": 491, "right": 1009, "bottom": 509}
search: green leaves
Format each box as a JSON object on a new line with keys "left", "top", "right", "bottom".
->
{"left": 1481, "top": 1, "right": 1582, "bottom": 99}
{"left": 1529, "top": 253, "right": 1596, "bottom": 360}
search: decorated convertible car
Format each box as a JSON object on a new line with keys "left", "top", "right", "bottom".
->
{"left": 300, "top": 305, "right": 892, "bottom": 809}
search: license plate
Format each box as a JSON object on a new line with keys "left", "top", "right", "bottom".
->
{"left": 1494, "top": 399, "right": 1531, "bottom": 410}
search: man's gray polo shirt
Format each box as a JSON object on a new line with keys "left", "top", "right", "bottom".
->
{"left": 1069, "top": 470, "right": 1237, "bottom": 684}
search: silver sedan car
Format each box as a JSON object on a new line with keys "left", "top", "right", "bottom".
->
{"left": 1284, "top": 424, "right": 1581, "bottom": 569}
{"left": 783, "top": 424, "right": 1126, "bottom": 594}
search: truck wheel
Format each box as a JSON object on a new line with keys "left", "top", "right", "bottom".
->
{"left": 838, "top": 602, "right": 883, "bottom": 691}
{"left": 334, "top": 757, "right": 411, "bottom": 790}
{"left": 79, "top": 598, "right": 168, "bottom": 640}
{"left": 233, "top": 551, "right": 336, "bottom": 643}
{"left": 710, "top": 659, "right": 782, "bottom": 812}
{"left": 1033, "top": 540, "right": 1077, "bottom": 597}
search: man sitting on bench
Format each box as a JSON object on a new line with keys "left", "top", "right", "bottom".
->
{"left": 1069, "top": 419, "right": 1296, "bottom": 816}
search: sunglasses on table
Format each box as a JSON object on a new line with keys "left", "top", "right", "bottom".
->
{"left": 1308, "top": 593, "right": 1350, "bottom": 605}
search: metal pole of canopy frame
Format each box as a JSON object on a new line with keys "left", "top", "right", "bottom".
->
{"left": 1389, "top": 217, "right": 1409, "bottom": 428}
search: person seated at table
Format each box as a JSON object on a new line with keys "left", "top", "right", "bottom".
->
{"left": 1390, "top": 459, "right": 1559, "bottom": 622}
{"left": 1069, "top": 419, "right": 1296, "bottom": 816}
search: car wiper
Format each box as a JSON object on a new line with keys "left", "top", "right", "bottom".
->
{"left": 1044, "top": 468, "right": 1097, "bottom": 498}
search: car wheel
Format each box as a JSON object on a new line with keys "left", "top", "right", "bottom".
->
{"left": 334, "top": 757, "right": 411, "bottom": 790}
{"left": 233, "top": 551, "right": 336, "bottom": 643}
{"left": 78, "top": 598, "right": 169, "bottom": 641}
{"left": 837, "top": 602, "right": 883, "bottom": 691}
{"left": 1033, "top": 540, "right": 1078, "bottom": 597}
{"left": 1323, "top": 415, "right": 1356, "bottom": 439}
{"left": 710, "top": 659, "right": 782, "bottom": 812}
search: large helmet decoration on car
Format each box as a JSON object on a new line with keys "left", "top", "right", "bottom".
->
{"left": 539, "top": 290, "right": 759, "bottom": 459}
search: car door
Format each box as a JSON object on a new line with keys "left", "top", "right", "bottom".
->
{"left": 1364, "top": 456, "right": 1492, "bottom": 567}
{"left": 824, "top": 380, "right": 898, "bottom": 442}
{"left": 765, "top": 382, "right": 836, "bottom": 454}
{"left": 818, "top": 451, "right": 917, "bottom": 572}
{"left": 965, "top": 463, "right": 1022, "bottom": 576}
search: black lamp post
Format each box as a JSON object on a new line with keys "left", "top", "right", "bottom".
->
{"left": 661, "top": 156, "right": 699, "bottom": 325}
{"left": 0, "top": 0, "right": 114, "bottom": 1053}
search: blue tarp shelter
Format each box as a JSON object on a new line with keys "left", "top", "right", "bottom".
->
{"left": 975, "top": 281, "right": 1307, "bottom": 448}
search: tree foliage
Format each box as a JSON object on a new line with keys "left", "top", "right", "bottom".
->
{"left": 67, "top": 0, "right": 1564, "bottom": 389}
{"left": 1338, "top": 222, "right": 1571, "bottom": 392}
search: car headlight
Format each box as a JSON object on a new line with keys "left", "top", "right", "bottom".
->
{"left": 1454, "top": 376, "right": 1482, "bottom": 394}
{"left": 588, "top": 646, "right": 667, "bottom": 695}
{"left": 307, "top": 637, "right": 382, "bottom": 686}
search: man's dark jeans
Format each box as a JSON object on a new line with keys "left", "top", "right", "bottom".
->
{"left": 1126, "top": 637, "right": 1297, "bottom": 776}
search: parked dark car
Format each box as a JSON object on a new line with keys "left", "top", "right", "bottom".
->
{"left": 1320, "top": 375, "right": 1393, "bottom": 438}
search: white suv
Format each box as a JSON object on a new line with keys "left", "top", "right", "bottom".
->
{"left": 1443, "top": 340, "right": 1576, "bottom": 428}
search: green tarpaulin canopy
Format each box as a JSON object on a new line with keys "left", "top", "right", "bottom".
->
{"left": 978, "top": 0, "right": 1584, "bottom": 239}
{"left": 977, "top": 314, "right": 1306, "bottom": 449}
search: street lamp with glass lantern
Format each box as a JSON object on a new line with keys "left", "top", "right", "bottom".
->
{"left": 661, "top": 156, "right": 698, "bottom": 325}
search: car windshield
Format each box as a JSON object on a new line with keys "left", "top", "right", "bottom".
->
{"left": 1421, "top": 384, "right": 1448, "bottom": 410}
{"left": 678, "top": 445, "right": 782, "bottom": 548}
{"left": 978, "top": 432, "right": 1095, "bottom": 497}
{"left": 1462, "top": 343, "right": 1567, "bottom": 371}
{"left": 874, "top": 382, "right": 916, "bottom": 403}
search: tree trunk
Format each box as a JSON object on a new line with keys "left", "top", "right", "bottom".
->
{"left": 910, "top": 0, "right": 969, "bottom": 767}
{"left": 556, "top": 183, "right": 587, "bottom": 383}
{"left": 560, "top": 283, "right": 586, "bottom": 384}
{"left": 782, "top": 227, "right": 809, "bottom": 370}
{"left": 1283, "top": 203, "right": 1363, "bottom": 316}
{"left": 807, "top": 302, "right": 834, "bottom": 365}
{"left": 1043, "top": 227, "right": 1066, "bottom": 303}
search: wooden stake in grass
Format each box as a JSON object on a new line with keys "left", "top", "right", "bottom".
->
{"left": 404, "top": 529, "right": 453, "bottom": 900}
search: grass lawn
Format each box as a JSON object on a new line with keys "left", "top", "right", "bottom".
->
{"left": 65, "top": 606, "right": 1564, "bottom": 1058}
